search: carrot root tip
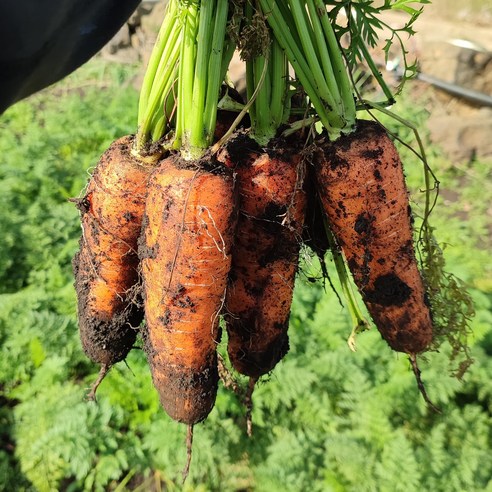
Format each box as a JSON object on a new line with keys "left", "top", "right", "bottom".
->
{"left": 409, "top": 355, "right": 441, "bottom": 414}
{"left": 182, "top": 424, "right": 194, "bottom": 484}
{"left": 244, "top": 377, "right": 257, "bottom": 438}
{"left": 86, "top": 363, "right": 110, "bottom": 402}
{"left": 217, "top": 354, "right": 242, "bottom": 397}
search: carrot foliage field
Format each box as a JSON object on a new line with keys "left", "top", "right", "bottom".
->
{"left": 0, "top": 60, "right": 491, "bottom": 492}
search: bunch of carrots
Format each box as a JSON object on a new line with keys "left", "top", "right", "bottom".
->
{"left": 72, "top": 0, "right": 472, "bottom": 472}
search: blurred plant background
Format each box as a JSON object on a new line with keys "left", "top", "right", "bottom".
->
{"left": 1, "top": 9, "right": 491, "bottom": 491}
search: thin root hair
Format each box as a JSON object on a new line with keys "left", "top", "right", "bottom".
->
{"left": 409, "top": 354, "right": 441, "bottom": 414}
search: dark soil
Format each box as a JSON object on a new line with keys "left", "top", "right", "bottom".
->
{"left": 364, "top": 273, "right": 413, "bottom": 307}
{"left": 227, "top": 313, "right": 290, "bottom": 379}
{"left": 219, "top": 131, "right": 261, "bottom": 168}
{"left": 73, "top": 248, "right": 142, "bottom": 366}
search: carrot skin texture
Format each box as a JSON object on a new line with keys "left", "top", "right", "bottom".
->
{"left": 140, "top": 155, "right": 236, "bottom": 424}
{"left": 315, "top": 120, "right": 433, "bottom": 354}
{"left": 73, "top": 136, "right": 152, "bottom": 366}
{"left": 223, "top": 137, "right": 306, "bottom": 378}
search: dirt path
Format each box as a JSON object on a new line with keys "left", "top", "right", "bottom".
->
{"left": 408, "top": 9, "right": 492, "bottom": 162}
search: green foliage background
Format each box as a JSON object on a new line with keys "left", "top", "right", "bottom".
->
{"left": 0, "top": 59, "right": 491, "bottom": 492}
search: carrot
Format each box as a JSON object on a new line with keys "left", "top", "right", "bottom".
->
{"left": 139, "top": 154, "right": 236, "bottom": 424}
{"left": 222, "top": 136, "right": 306, "bottom": 379}
{"left": 315, "top": 120, "right": 433, "bottom": 354}
{"left": 73, "top": 136, "right": 156, "bottom": 396}
{"left": 215, "top": 21, "right": 308, "bottom": 384}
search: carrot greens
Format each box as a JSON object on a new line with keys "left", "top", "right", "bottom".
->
{"left": 135, "top": 0, "right": 180, "bottom": 151}
{"left": 134, "top": 0, "right": 232, "bottom": 159}
{"left": 245, "top": 30, "right": 289, "bottom": 144}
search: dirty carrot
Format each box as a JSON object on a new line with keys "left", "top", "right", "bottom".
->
{"left": 139, "top": 155, "right": 236, "bottom": 423}
{"left": 224, "top": 139, "right": 306, "bottom": 378}
{"left": 139, "top": 0, "right": 234, "bottom": 439}
{"left": 222, "top": 27, "right": 306, "bottom": 386}
{"left": 315, "top": 120, "right": 433, "bottom": 354}
{"left": 73, "top": 136, "right": 157, "bottom": 397}
{"left": 73, "top": 0, "right": 180, "bottom": 398}
{"left": 262, "top": 0, "right": 434, "bottom": 354}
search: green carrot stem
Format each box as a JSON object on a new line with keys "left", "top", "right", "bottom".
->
{"left": 270, "top": 38, "right": 288, "bottom": 129}
{"left": 305, "top": 0, "right": 344, "bottom": 112}
{"left": 203, "top": 0, "right": 229, "bottom": 145}
{"left": 311, "top": 0, "right": 356, "bottom": 125}
{"left": 246, "top": 57, "right": 256, "bottom": 128}
{"left": 355, "top": 30, "right": 396, "bottom": 105}
{"left": 150, "top": 76, "right": 178, "bottom": 142}
{"left": 256, "top": 39, "right": 287, "bottom": 143}
{"left": 287, "top": 0, "right": 338, "bottom": 109}
{"left": 145, "top": 21, "right": 180, "bottom": 111}
{"left": 220, "top": 39, "right": 236, "bottom": 91}
{"left": 275, "top": 0, "right": 303, "bottom": 47}
{"left": 173, "top": 1, "right": 198, "bottom": 151}
{"left": 323, "top": 217, "right": 368, "bottom": 334}
{"left": 245, "top": 0, "right": 257, "bottom": 126}
{"left": 147, "top": 35, "right": 180, "bottom": 107}
{"left": 135, "top": 0, "right": 181, "bottom": 151}
{"left": 188, "top": 0, "right": 215, "bottom": 149}
{"left": 259, "top": 0, "right": 328, "bottom": 119}
{"left": 181, "top": 1, "right": 199, "bottom": 148}
{"left": 137, "top": 0, "right": 178, "bottom": 125}
{"left": 136, "top": 0, "right": 231, "bottom": 158}
{"left": 254, "top": 55, "right": 271, "bottom": 140}
{"left": 174, "top": 0, "right": 229, "bottom": 159}
{"left": 246, "top": 7, "right": 288, "bottom": 146}
{"left": 259, "top": 0, "right": 345, "bottom": 133}
{"left": 137, "top": 40, "right": 180, "bottom": 148}
{"left": 211, "top": 58, "right": 269, "bottom": 153}
{"left": 174, "top": 27, "right": 186, "bottom": 150}
{"left": 281, "top": 115, "right": 317, "bottom": 137}
{"left": 261, "top": 0, "right": 358, "bottom": 137}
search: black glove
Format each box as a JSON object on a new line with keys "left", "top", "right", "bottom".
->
{"left": 0, "top": 0, "right": 141, "bottom": 114}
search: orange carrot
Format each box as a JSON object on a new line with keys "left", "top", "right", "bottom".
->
{"left": 222, "top": 136, "right": 306, "bottom": 378}
{"left": 73, "top": 136, "right": 156, "bottom": 394}
{"left": 315, "top": 120, "right": 433, "bottom": 354}
{"left": 139, "top": 154, "right": 236, "bottom": 424}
